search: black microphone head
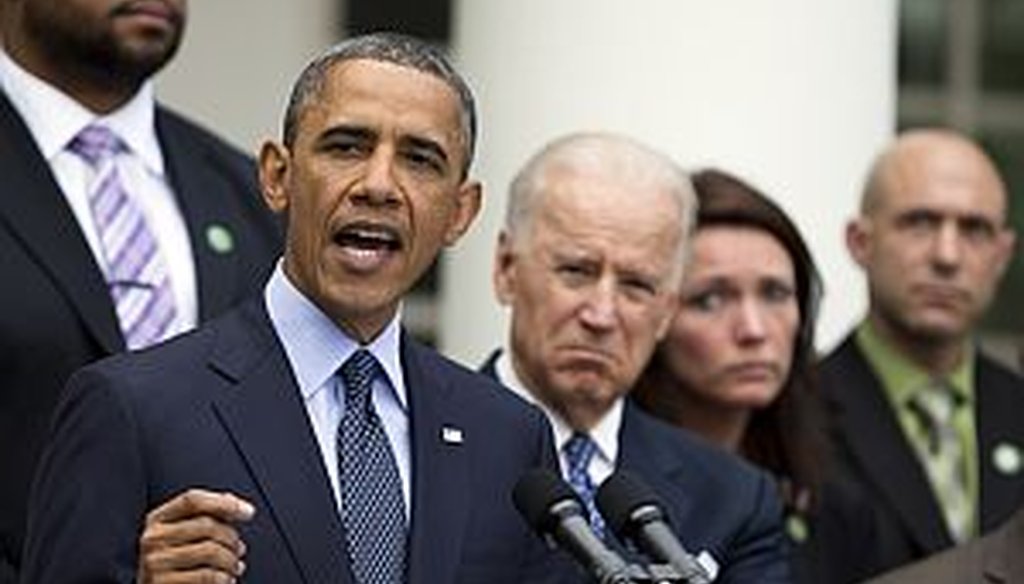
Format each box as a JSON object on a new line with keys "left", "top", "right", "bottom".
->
{"left": 596, "top": 470, "right": 667, "bottom": 536}
{"left": 513, "top": 468, "right": 583, "bottom": 534}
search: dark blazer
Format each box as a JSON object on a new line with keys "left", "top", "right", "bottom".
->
{"left": 481, "top": 350, "right": 791, "bottom": 584}
{"left": 0, "top": 90, "right": 280, "bottom": 582}
{"left": 21, "top": 300, "right": 561, "bottom": 584}
{"left": 792, "top": 470, "right": 887, "bottom": 584}
{"left": 866, "top": 505, "right": 1024, "bottom": 584}
{"left": 819, "top": 334, "right": 1024, "bottom": 578}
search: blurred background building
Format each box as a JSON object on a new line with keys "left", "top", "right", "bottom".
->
{"left": 158, "top": 0, "right": 1023, "bottom": 370}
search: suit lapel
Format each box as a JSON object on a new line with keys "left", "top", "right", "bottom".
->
{"left": 975, "top": 356, "right": 1024, "bottom": 533}
{"left": 156, "top": 108, "right": 241, "bottom": 318}
{"left": 405, "top": 336, "right": 471, "bottom": 584}
{"left": 617, "top": 403, "right": 696, "bottom": 531}
{"left": 0, "top": 91, "right": 122, "bottom": 353}
{"left": 208, "top": 301, "right": 350, "bottom": 584}
{"left": 830, "top": 339, "right": 952, "bottom": 552}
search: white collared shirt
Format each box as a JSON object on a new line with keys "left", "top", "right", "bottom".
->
{"left": 0, "top": 51, "right": 197, "bottom": 337}
{"left": 265, "top": 264, "right": 411, "bottom": 518}
{"left": 495, "top": 349, "right": 621, "bottom": 488}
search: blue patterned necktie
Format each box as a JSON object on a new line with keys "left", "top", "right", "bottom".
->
{"left": 564, "top": 432, "right": 605, "bottom": 538}
{"left": 68, "top": 124, "right": 176, "bottom": 350}
{"left": 338, "top": 349, "right": 408, "bottom": 584}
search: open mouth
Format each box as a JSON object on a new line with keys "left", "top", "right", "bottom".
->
{"left": 334, "top": 223, "right": 403, "bottom": 252}
{"left": 331, "top": 222, "right": 404, "bottom": 273}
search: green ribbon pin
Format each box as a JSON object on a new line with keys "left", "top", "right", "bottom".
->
{"left": 205, "top": 223, "right": 234, "bottom": 255}
{"left": 992, "top": 441, "right": 1023, "bottom": 476}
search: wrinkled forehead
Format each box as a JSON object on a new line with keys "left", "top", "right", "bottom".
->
{"left": 536, "top": 178, "right": 683, "bottom": 264}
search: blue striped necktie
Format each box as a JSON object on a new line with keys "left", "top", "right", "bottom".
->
{"left": 68, "top": 125, "right": 176, "bottom": 350}
{"left": 564, "top": 432, "right": 605, "bottom": 538}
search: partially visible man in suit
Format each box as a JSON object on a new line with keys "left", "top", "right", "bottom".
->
{"left": 0, "top": 0, "right": 279, "bottom": 580}
{"left": 820, "top": 128, "right": 1024, "bottom": 577}
{"left": 21, "top": 33, "right": 561, "bottom": 584}
{"left": 866, "top": 504, "right": 1024, "bottom": 584}
{"left": 483, "top": 132, "right": 791, "bottom": 583}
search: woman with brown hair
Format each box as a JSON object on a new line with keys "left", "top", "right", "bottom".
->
{"left": 634, "top": 168, "right": 879, "bottom": 583}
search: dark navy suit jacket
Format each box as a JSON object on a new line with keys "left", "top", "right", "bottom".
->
{"left": 21, "top": 301, "right": 560, "bottom": 584}
{"left": 820, "top": 334, "right": 1024, "bottom": 578}
{"left": 0, "top": 90, "right": 281, "bottom": 582}
{"left": 481, "top": 350, "right": 792, "bottom": 584}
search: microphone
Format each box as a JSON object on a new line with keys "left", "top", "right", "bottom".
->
{"left": 596, "top": 471, "right": 712, "bottom": 584}
{"left": 513, "top": 468, "right": 634, "bottom": 584}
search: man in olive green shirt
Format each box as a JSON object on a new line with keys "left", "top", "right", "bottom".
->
{"left": 819, "top": 128, "right": 1024, "bottom": 579}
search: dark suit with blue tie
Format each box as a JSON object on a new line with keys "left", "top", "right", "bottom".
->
{"left": 0, "top": 90, "right": 280, "bottom": 582}
{"left": 481, "top": 350, "right": 792, "bottom": 584}
{"left": 20, "top": 301, "right": 560, "bottom": 584}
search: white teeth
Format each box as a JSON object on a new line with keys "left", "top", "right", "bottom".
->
{"left": 349, "top": 247, "right": 387, "bottom": 258}
{"left": 344, "top": 227, "right": 397, "bottom": 244}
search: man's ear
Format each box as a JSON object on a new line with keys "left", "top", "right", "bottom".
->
{"left": 493, "top": 231, "right": 518, "bottom": 306}
{"left": 653, "top": 292, "right": 680, "bottom": 341}
{"left": 994, "top": 228, "right": 1017, "bottom": 278}
{"left": 258, "top": 141, "right": 291, "bottom": 214}
{"left": 845, "top": 217, "right": 872, "bottom": 268}
{"left": 442, "top": 180, "right": 483, "bottom": 246}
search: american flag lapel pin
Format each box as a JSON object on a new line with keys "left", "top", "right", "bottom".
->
{"left": 441, "top": 425, "right": 464, "bottom": 445}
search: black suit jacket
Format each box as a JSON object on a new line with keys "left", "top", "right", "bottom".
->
{"left": 866, "top": 506, "right": 1024, "bottom": 584}
{"left": 21, "top": 300, "right": 561, "bottom": 584}
{"left": 481, "top": 350, "right": 791, "bottom": 583}
{"left": 819, "top": 334, "right": 1024, "bottom": 577}
{"left": 0, "top": 91, "right": 280, "bottom": 581}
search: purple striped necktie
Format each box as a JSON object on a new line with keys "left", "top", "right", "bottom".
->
{"left": 68, "top": 124, "right": 177, "bottom": 350}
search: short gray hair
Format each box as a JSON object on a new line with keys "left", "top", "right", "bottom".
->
{"left": 504, "top": 132, "right": 697, "bottom": 283}
{"left": 282, "top": 32, "right": 478, "bottom": 177}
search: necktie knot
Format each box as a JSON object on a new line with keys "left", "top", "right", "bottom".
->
{"left": 908, "top": 381, "right": 961, "bottom": 453}
{"left": 564, "top": 432, "right": 598, "bottom": 475}
{"left": 341, "top": 349, "right": 382, "bottom": 411}
{"left": 69, "top": 125, "right": 123, "bottom": 167}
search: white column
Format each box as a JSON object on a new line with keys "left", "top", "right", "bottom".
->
{"left": 442, "top": 0, "right": 897, "bottom": 365}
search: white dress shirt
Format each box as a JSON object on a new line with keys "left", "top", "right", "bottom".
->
{"left": 495, "top": 349, "right": 621, "bottom": 488}
{"left": 265, "top": 264, "right": 412, "bottom": 518}
{"left": 0, "top": 51, "right": 197, "bottom": 337}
